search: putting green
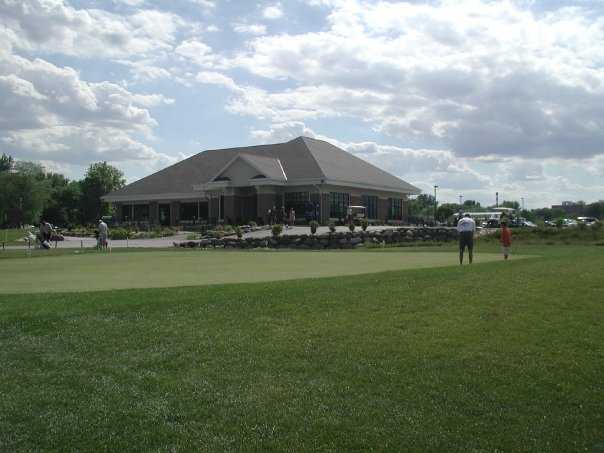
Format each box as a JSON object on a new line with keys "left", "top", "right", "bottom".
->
{"left": 0, "top": 250, "right": 512, "bottom": 294}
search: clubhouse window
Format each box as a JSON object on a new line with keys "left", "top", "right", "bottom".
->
{"left": 361, "top": 195, "right": 378, "bottom": 219}
{"left": 389, "top": 198, "right": 403, "bottom": 220}
{"left": 329, "top": 192, "right": 350, "bottom": 218}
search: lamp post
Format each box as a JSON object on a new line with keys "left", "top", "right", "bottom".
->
{"left": 521, "top": 197, "right": 525, "bottom": 212}
{"left": 433, "top": 185, "right": 438, "bottom": 224}
{"left": 458, "top": 194, "right": 463, "bottom": 214}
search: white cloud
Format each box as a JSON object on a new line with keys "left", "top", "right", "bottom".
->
{"left": 263, "top": 3, "right": 284, "bottom": 19}
{"left": 195, "top": 71, "right": 241, "bottom": 91}
{"left": 0, "top": 0, "right": 188, "bottom": 59}
{"left": 232, "top": 23, "right": 267, "bottom": 35}
{"left": 0, "top": 50, "right": 173, "bottom": 167}
{"left": 229, "top": 0, "right": 604, "bottom": 161}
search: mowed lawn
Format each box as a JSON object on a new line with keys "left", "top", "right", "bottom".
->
{"left": 0, "top": 249, "right": 508, "bottom": 293}
{"left": 0, "top": 246, "right": 603, "bottom": 452}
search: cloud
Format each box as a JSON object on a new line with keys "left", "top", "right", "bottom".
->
{"left": 0, "top": 0, "right": 189, "bottom": 59}
{"left": 0, "top": 50, "right": 173, "bottom": 167}
{"left": 232, "top": 23, "right": 267, "bottom": 35}
{"left": 263, "top": 3, "right": 284, "bottom": 19}
{"left": 228, "top": 0, "right": 604, "bottom": 161}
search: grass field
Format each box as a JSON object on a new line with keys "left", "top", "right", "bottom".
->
{"left": 0, "top": 245, "right": 602, "bottom": 451}
{"left": 0, "top": 249, "right": 512, "bottom": 293}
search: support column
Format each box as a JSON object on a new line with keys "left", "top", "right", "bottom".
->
{"left": 170, "top": 201, "right": 180, "bottom": 226}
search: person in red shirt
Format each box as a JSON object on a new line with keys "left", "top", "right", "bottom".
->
{"left": 500, "top": 220, "right": 512, "bottom": 260}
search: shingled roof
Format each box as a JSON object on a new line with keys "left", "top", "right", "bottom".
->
{"left": 103, "top": 136, "right": 420, "bottom": 201}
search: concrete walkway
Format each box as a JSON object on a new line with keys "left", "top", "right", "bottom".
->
{"left": 4, "top": 232, "right": 191, "bottom": 250}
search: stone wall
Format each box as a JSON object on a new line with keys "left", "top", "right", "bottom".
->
{"left": 174, "top": 227, "right": 458, "bottom": 249}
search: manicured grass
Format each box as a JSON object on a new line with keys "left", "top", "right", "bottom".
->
{"left": 0, "top": 246, "right": 602, "bottom": 451}
{"left": 0, "top": 249, "right": 513, "bottom": 294}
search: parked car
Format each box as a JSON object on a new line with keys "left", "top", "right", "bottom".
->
{"left": 577, "top": 217, "right": 599, "bottom": 227}
{"left": 521, "top": 220, "right": 537, "bottom": 228}
{"left": 561, "top": 218, "right": 578, "bottom": 228}
{"left": 544, "top": 220, "right": 557, "bottom": 227}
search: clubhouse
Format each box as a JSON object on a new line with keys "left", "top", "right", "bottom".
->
{"left": 102, "top": 136, "right": 421, "bottom": 226}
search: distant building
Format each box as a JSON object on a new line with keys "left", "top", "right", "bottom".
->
{"left": 551, "top": 201, "right": 585, "bottom": 216}
{"left": 102, "top": 136, "right": 420, "bottom": 226}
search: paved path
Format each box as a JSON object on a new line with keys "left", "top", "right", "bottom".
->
{"left": 4, "top": 233, "right": 191, "bottom": 250}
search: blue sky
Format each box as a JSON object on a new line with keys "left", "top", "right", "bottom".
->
{"left": 1, "top": 0, "right": 603, "bottom": 208}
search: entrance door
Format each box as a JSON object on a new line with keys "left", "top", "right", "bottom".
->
{"left": 159, "top": 204, "right": 171, "bottom": 226}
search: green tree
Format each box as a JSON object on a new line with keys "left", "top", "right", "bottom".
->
{"left": 80, "top": 162, "right": 125, "bottom": 223}
{"left": 409, "top": 194, "right": 436, "bottom": 219}
{"left": 586, "top": 201, "right": 604, "bottom": 219}
{"left": 501, "top": 200, "right": 520, "bottom": 210}
{"left": 462, "top": 200, "right": 482, "bottom": 211}
{"left": 0, "top": 165, "right": 50, "bottom": 226}
{"left": 0, "top": 153, "right": 13, "bottom": 172}
{"left": 436, "top": 203, "right": 458, "bottom": 222}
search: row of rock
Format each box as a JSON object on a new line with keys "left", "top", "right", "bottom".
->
{"left": 173, "top": 227, "right": 458, "bottom": 250}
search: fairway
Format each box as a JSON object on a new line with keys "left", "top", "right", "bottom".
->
{"left": 0, "top": 250, "right": 508, "bottom": 293}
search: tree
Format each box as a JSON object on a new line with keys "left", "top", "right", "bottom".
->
{"left": 0, "top": 165, "right": 50, "bottom": 226}
{"left": 462, "top": 200, "right": 481, "bottom": 211}
{"left": 80, "top": 162, "right": 125, "bottom": 223}
{"left": 408, "top": 194, "right": 435, "bottom": 218}
{"left": 0, "top": 153, "right": 13, "bottom": 172}
{"left": 501, "top": 200, "right": 520, "bottom": 210}
{"left": 585, "top": 201, "right": 604, "bottom": 219}
{"left": 436, "top": 203, "right": 458, "bottom": 222}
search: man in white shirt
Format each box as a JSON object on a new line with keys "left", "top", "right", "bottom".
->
{"left": 98, "top": 219, "right": 109, "bottom": 251}
{"left": 457, "top": 213, "right": 476, "bottom": 265}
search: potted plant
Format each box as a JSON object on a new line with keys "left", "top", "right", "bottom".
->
{"left": 348, "top": 222, "right": 355, "bottom": 232}
{"left": 361, "top": 218, "right": 368, "bottom": 231}
{"left": 328, "top": 221, "right": 336, "bottom": 233}
{"left": 272, "top": 224, "right": 283, "bottom": 238}
{"left": 310, "top": 220, "right": 319, "bottom": 235}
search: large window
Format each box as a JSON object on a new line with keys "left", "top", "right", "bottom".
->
{"left": 179, "top": 202, "right": 208, "bottom": 222}
{"left": 284, "top": 192, "right": 320, "bottom": 221}
{"left": 330, "top": 192, "right": 350, "bottom": 219}
{"left": 389, "top": 198, "right": 403, "bottom": 220}
{"left": 361, "top": 195, "right": 378, "bottom": 219}
{"left": 121, "top": 204, "right": 149, "bottom": 221}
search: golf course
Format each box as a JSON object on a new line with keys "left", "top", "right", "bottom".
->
{"left": 1, "top": 244, "right": 603, "bottom": 451}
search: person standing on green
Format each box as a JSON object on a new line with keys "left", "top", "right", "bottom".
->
{"left": 457, "top": 213, "right": 476, "bottom": 265}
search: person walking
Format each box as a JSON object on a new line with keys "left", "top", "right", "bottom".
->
{"left": 500, "top": 220, "right": 512, "bottom": 260}
{"left": 98, "top": 218, "right": 109, "bottom": 251}
{"left": 457, "top": 213, "right": 476, "bottom": 265}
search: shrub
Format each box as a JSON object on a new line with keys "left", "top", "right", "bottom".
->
{"left": 109, "top": 228, "right": 129, "bottom": 240}
{"left": 348, "top": 223, "right": 355, "bottom": 232}
{"left": 249, "top": 221, "right": 257, "bottom": 228}
{"left": 309, "top": 220, "right": 319, "bottom": 235}
{"left": 186, "top": 233, "right": 199, "bottom": 240}
{"left": 272, "top": 224, "right": 283, "bottom": 237}
{"left": 235, "top": 226, "right": 243, "bottom": 239}
{"left": 361, "top": 218, "right": 368, "bottom": 231}
{"left": 328, "top": 221, "right": 336, "bottom": 233}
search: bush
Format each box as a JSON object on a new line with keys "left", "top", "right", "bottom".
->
{"left": 309, "top": 220, "right": 319, "bottom": 235}
{"left": 109, "top": 228, "right": 129, "bottom": 240}
{"left": 249, "top": 221, "right": 257, "bottom": 228}
{"left": 348, "top": 223, "right": 355, "bottom": 232}
{"left": 272, "top": 224, "right": 283, "bottom": 237}
{"left": 361, "top": 218, "right": 368, "bottom": 231}
{"left": 328, "top": 221, "right": 336, "bottom": 233}
{"left": 235, "top": 226, "right": 243, "bottom": 239}
{"left": 186, "top": 233, "right": 199, "bottom": 240}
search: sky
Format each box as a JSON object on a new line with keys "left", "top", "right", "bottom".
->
{"left": 1, "top": 0, "right": 604, "bottom": 208}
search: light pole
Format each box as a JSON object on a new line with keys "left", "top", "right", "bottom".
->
{"left": 433, "top": 185, "right": 438, "bottom": 224}
{"left": 521, "top": 197, "right": 525, "bottom": 212}
{"left": 458, "top": 194, "right": 463, "bottom": 213}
